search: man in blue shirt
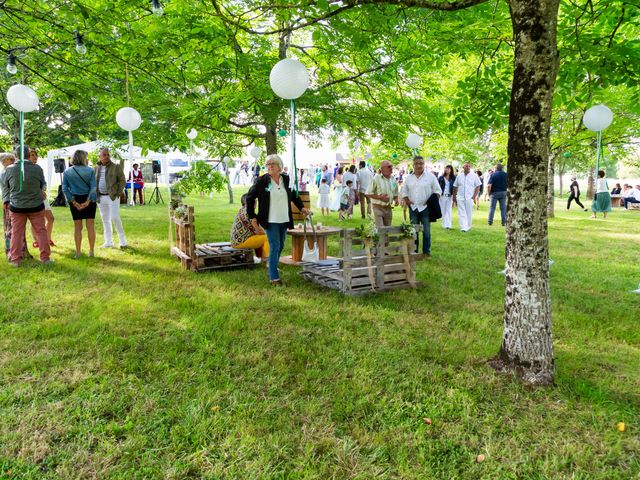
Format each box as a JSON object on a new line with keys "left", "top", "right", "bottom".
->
{"left": 487, "top": 163, "right": 508, "bottom": 226}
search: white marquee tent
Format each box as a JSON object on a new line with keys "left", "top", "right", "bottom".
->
{"left": 45, "top": 141, "right": 170, "bottom": 190}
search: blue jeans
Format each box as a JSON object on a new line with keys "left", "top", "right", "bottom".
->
{"left": 265, "top": 222, "right": 288, "bottom": 281}
{"left": 488, "top": 191, "right": 507, "bottom": 225}
{"left": 409, "top": 207, "right": 431, "bottom": 254}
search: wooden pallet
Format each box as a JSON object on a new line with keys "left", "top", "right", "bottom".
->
{"left": 170, "top": 205, "right": 257, "bottom": 272}
{"left": 300, "top": 226, "right": 423, "bottom": 296}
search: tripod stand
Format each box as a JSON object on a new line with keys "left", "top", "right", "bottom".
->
{"left": 149, "top": 172, "right": 164, "bottom": 204}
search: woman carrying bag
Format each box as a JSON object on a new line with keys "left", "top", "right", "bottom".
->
{"left": 246, "top": 154, "right": 311, "bottom": 286}
{"left": 62, "top": 150, "right": 97, "bottom": 258}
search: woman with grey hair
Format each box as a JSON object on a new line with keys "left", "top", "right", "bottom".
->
{"left": 246, "top": 153, "right": 311, "bottom": 285}
{"left": 62, "top": 150, "right": 97, "bottom": 258}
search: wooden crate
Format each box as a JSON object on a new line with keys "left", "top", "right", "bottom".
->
{"left": 300, "top": 226, "right": 423, "bottom": 296}
{"left": 170, "top": 205, "right": 257, "bottom": 272}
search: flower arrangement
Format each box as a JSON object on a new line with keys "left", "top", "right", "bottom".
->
{"left": 173, "top": 205, "right": 188, "bottom": 220}
{"left": 355, "top": 219, "right": 379, "bottom": 244}
{"left": 399, "top": 221, "right": 416, "bottom": 239}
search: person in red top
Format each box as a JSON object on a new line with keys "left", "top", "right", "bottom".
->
{"left": 127, "top": 163, "right": 145, "bottom": 205}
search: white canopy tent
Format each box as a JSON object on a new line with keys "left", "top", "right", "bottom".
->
{"left": 45, "top": 142, "right": 170, "bottom": 191}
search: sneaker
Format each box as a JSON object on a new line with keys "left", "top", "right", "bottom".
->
{"left": 119, "top": 245, "right": 129, "bottom": 250}
{"left": 73, "top": 253, "right": 81, "bottom": 259}
{"left": 270, "top": 279, "right": 283, "bottom": 286}
{"left": 42, "top": 259, "right": 54, "bottom": 265}
{"left": 89, "top": 252, "right": 95, "bottom": 257}
{"left": 99, "top": 243, "right": 114, "bottom": 249}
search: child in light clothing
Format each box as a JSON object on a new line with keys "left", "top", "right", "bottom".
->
{"left": 317, "top": 178, "right": 330, "bottom": 216}
{"left": 339, "top": 180, "right": 353, "bottom": 221}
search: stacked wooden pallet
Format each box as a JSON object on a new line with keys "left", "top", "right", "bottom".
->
{"left": 300, "top": 226, "right": 423, "bottom": 296}
{"left": 170, "top": 205, "right": 257, "bottom": 272}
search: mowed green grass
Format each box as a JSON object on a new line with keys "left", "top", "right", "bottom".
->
{"left": 1, "top": 189, "right": 638, "bottom": 479}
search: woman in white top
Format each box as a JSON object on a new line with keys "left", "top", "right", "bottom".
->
{"left": 591, "top": 169, "right": 612, "bottom": 218}
{"left": 246, "top": 154, "right": 310, "bottom": 285}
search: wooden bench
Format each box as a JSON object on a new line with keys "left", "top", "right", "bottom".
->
{"left": 628, "top": 202, "right": 640, "bottom": 211}
{"left": 300, "top": 225, "right": 424, "bottom": 296}
{"left": 170, "top": 205, "right": 257, "bottom": 272}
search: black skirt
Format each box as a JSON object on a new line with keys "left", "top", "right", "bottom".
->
{"left": 69, "top": 194, "right": 97, "bottom": 220}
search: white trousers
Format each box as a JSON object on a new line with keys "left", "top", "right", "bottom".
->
{"left": 457, "top": 197, "right": 474, "bottom": 231}
{"left": 439, "top": 196, "right": 453, "bottom": 228}
{"left": 98, "top": 195, "right": 127, "bottom": 246}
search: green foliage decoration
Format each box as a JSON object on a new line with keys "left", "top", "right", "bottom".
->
{"left": 173, "top": 162, "right": 227, "bottom": 197}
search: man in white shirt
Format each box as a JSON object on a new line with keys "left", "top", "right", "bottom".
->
{"left": 453, "top": 163, "right": 481, "bottom": 232}
{"left": 623, "top": 184, "right": 640, "bottom": 209}
{"left": 366, "top": 160, "right": 399, "bottom": 227}
{"left": 356, "top": 161, "right": 373, "bottom": 219}
{"left": 402, "top": 156, "right": 441, "bottom": 256}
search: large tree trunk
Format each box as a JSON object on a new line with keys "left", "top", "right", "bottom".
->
{"left": 489, "top": 0, "right": 559, "bottom": 386}
{"left": 586, "top": 167, "right": 595, "bottom": 200}
{"left": 264, "top": 122, "right": 278, "bottom": 155}
{"left": 547, "top": 154, "right": 555, "bottom": 218}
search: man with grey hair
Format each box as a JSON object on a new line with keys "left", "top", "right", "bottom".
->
{"left": 95, "top": 148, "right": 127, "bottom": 248}
{"left": 366, "top": 160, "right": 399, "bottom": 227}
{"left": 487, "top": 162, "right": 508, "bottom": 226}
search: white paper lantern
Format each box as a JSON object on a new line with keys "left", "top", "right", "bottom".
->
{"left": 223, "top": 156, "right": 231, "bottom": 165}
{"left": 405, "top": 133, "right": 423, "bottom": 150}
{"left": 452, "top": 160, "right": 460, "bottom": 168}
{"left": 6, "top": 84, "right": 39, "bottom": 113}
{"left": 354, "top": 140, "right": 362, "bottom": 149}
{"left": 250, "top": 146, "right": 262, "bottom": 158}
{"left": 186, "top": 128, "right": 198, "bottom": 140}
{"left": 269, "top": 59, "right": 309, "bottom": 100}
{"left": 116, "top": 107, "right": 142, "bottom": 131}
{"left": 583, "top": 105, "right": 613, "bottom": 132}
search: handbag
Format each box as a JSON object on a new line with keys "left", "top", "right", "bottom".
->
{"left": 301, "top": 215, "right": 320, "bottom": 263}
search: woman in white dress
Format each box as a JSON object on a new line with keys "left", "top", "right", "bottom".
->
{"left": 330, "top": 167, "right": 343, "bottom": 211}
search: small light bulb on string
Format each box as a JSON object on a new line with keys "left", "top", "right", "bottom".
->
{"left": 151, "top": 0, "right": 163, "bottom": 17}
{"left": 74, "top": 31, "right": 87, "bottom": 55}
{"left": 6, "top": 53, "right": 17, "bottom": 75}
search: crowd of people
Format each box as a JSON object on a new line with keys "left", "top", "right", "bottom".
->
{"left": 1, "top": 145, "right": 129, "bottom": 266}
{"left": 3, "top": 146, "right": 636, "bottom": 273}
{"left": 232, "top": 156, "right": 510, "bottom": 273}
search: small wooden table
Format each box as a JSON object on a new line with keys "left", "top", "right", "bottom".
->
{"left": 281, "top": 226, "right": 342, "bottom": 265}
{"left": 610, "top": 194, "right": 622, "bottom": 207}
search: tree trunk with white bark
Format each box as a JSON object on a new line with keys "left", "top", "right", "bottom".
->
{"left": 489, "top": 0, "right": 559, "bottom": 386}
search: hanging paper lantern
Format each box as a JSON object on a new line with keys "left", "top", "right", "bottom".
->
{"left": 269, "top": 59, "right": 309, "bottom": 100}
{"left": 405, "top": 133, "right": 423, "bottom": 149}
{"left": 186, "top": 128, "right": 198, "bottom": 140}
{"left": 250, "top": 146, "right": 262, "bottom": 158}
{"left": 223, "top": 156, "right": 231, "bottom": 165}
{"left": 6, "top": 84, "right": 39, "bottom": 112}
{"left": 278, "top": 129, "right": 287, "bottom": 137}
{"left": 582, "top": 105, "right": 613, "bottom": 132}
{"left": 391, "top": 153, "right": 398, "bottom": 159}
{"left": 563, "top": 152, "right": 571, "bottom": 158}
{"left": 354, "top": 140, "right": 362, "bottom": 149}
{"left": 115, "top": 107, "right": 142, "bottom": 131}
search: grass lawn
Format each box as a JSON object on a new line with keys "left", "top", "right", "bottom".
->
{"left": 1, "top": 189, "right": 639, "bottom": 479}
